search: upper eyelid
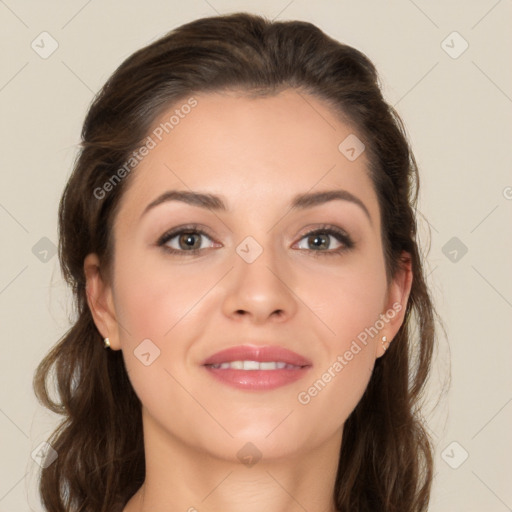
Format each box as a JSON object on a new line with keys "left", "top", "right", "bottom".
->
{"left": 157, "top": 224, "right": 213, "bottom": 243}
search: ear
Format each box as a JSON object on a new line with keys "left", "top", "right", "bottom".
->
{"left": 84, "top": 253, "right": 121, "bottom": 350}
{"left": 375, "top": 251, "right": 413, "bottom": 358}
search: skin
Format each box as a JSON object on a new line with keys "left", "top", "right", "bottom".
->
{"left": 84, "top": 89, "right": 412, "bottom": 512}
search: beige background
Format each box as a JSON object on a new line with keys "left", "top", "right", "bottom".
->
{"left": 1, "top": 1, "right": 511, "bottom": 510}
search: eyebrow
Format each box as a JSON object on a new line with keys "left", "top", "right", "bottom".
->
{"left": 141, "top": 189, "right": 372, "bottom": 223}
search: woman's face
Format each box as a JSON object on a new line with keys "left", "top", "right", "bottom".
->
{"left": 86, "top": 89, "right": 411, "bottom": 462}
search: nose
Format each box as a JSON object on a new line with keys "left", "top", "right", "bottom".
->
{"left": 221, "top": 240, "right": 298, "bottom": 325}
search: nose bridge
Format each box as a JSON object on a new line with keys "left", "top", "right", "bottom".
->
{"left": 221, "top": 232, "right": 298, "bottom": 322}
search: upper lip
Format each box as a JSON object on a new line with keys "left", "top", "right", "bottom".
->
{"left": 202, "top": 345, "right": 312, "bottom": 367}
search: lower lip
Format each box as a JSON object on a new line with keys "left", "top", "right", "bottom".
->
{"left": 203, "top": 366, "right": 311, "bottom": 391}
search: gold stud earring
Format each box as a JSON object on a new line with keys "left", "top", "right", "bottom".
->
{"left": 103, "top": 337, "right": 111, "bottom": 349}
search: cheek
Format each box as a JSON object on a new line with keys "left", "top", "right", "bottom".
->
{"left": 295, "top": 268, "right": 386, "bottom": 424}
{"left": 112, "top": 252, "right": 224, "bottom": 400}
{"left": 111, "top": 254, "right": 215, "bottom": 426}
{"left": 300, "top": 248, "right": 388, "bottom": 346}
{"left": 292, "top": 252, "right": 387, "bottom": 428}
{"left": 113, "top": 251, "right": 218, "bottom": 343}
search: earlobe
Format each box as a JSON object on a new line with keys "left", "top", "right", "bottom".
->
{"left": 84, "top": 253, "right": 121, "bottom": 350}
{"left": 376, "top": 252, "right": 413, "bottom": 358}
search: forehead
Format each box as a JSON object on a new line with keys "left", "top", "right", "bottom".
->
{"left": 116, "top": 89, "right": 379, "bottom": 223}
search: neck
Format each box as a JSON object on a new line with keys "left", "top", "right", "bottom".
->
{"left": 123, "top": 409, "right": 342, "bottom": 512}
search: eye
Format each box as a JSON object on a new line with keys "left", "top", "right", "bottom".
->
{"left": 156, "top": 223, "right": 354, "bottom": 257}
{"left": 157, "top": 224, "right": 219, "bottom": 255}
{"left": 294, "top": 225, "right": 354, "bottom": 256}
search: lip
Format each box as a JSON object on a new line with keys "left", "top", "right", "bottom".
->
{"left": 202, "top": 345, "right": 312, "bottom": 391}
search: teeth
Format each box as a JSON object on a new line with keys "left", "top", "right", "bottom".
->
{"left": 209, "top": 360, "right": 299, "bottom": 370}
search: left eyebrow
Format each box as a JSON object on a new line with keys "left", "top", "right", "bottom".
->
{"left": 140, "top": 188, "right": 372, "bottom": 224}
{"left": 290, "top": 189, "right": 372, "bottom": 224}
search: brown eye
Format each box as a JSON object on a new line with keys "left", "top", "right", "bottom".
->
{"left": 157, "top": 225, "right": 218, "bottom": 255}
{"left": 304, "top": 233, "right": 333, "bottom": 250}
{"left": 295, "top": 226, "right": 354, "bottom": 255}
{"left": 175, "top": 232, "right": 203, "bottom": 250}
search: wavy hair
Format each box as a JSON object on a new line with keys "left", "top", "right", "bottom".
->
{"left": 33, "top": 12, "right": 439, "bottom": 512}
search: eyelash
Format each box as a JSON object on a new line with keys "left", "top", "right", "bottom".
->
{"left": 156, "top": 223, "right": 355, "bottom": 257}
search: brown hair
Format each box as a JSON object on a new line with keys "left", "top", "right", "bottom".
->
{"left": 33, "top": 12, "right": 438, "bottom": 512}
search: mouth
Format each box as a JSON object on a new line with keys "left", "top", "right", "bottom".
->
{"left": 207, "top": 360, "right": 303, "bottom": 370}
{"left": 202, "top": 345, "right": 312, "bottom": 391}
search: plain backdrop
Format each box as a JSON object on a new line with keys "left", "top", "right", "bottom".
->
{"left": 0, "top": 1, "right": 511, "bottom": 510}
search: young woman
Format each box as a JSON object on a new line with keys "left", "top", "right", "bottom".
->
{"left": 33, "top": 12, "right": 438, "bottom": 512}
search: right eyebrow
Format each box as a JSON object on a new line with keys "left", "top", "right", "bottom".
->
{"left": 140, "top": 190, "right": 227, "bottom": 219}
